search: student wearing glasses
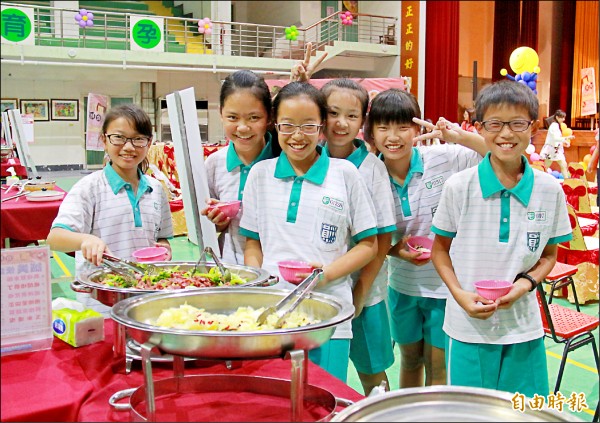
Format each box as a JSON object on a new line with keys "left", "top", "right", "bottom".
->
{"left": 240, "top": 82, "right": 378, "bottom": 382}
{"left": 48, "top": 104, "right": 173, "bottom": 285}
{"left": 431, "top": 81, "right": 572, "bottom": 397}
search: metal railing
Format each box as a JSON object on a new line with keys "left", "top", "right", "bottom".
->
{"left": 1, "top": 2, "right": 397, "bottom": 60}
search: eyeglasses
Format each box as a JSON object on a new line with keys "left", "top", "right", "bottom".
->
{"left": 275, "top": 123, "right": 322, "bottom": 135}
{"left": 481, "top": 120, "right": 533, "bottom": 133}
{"left": 105, "top": 134, "right": 152, "bottom": 148}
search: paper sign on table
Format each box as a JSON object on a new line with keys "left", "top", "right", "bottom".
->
{"left": 1, "top": 246, "right": 53, "bottom": 356}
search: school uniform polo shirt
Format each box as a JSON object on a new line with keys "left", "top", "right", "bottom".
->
{"left": 387, "top": 144, "right": 482, "bottom": 298}
{"left": 325, "top": 139, "right": 396, "bottom": 307}
{"left": 204, "top": 134, "right": 275, "bottom": 264}
{"left": 51, "top": 164, "right": 173, "bottom": 276}
{"left": 431, "top": 153, "right": 573, "bottom": 344}
{"left": 240, "top": 146, "right": 379, "bottom": 339}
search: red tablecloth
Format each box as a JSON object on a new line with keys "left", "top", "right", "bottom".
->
{"left": 1, "top": 157, "right": 28, "bottom": 178}
{"left": 0, "top": 186, "right": 65, "bottom": 248}
{"left": 1, "top": 320, "right": 364, "bottom": 422}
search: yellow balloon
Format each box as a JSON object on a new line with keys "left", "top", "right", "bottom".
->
{"left": 560, "top": 122, "right": 567, "bottom": 130}
{"left": 581, "top": 161, "right": 588, "bottom": 171}
{"left": 509, "top": 47, "right": 539, "bottom": 74}
{"left": 583, "top": 154, "right": 591, "bottom": 163}
{"left": 562, "top": 128, "right": 572, "bottom": 137}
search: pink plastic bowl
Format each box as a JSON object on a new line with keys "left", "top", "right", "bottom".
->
{"left": 407, "top": 236, "right": 434, "bottom": 260}
{"left": 132, "top": 246, "right": 169, "bottom": 262}
{"left": 208, "top": 200, "right": 242, "bottom": 219}
{"left": 473, "top": 280, "right": 513, "bottom": 301}
{"left": 278, "top": 260, "right": 314, "bottom": 285}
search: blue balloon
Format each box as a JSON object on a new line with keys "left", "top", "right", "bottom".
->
{"left": 533, "top": 89, "right": 538, "bottom": 94}
{"left": 518, "top": 80, "right": 527, "bottom": 86}
{"left": 515, "top": 74, "right": 522, "bottom": 81}
{"left": 522, "top": 71, "right": 531, "bottom": 81}
{"left": 532, "top": 73, "right": 538, "bottom": 81}
{"left": 527, "top": 81, "right": 536, "bottom": 89}
{"left": 552, "top": 170, "right": 561, "bottom": 178}
{"left": 557, "top": 174, "right": 564, "bottom": 179}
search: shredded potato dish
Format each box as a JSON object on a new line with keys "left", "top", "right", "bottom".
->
{"left": 153, "top": 303, "right": 320, "bottom": 331}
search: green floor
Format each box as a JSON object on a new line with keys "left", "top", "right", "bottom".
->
{"left": 43, "top": 171, "right": 600, "bottom": 421}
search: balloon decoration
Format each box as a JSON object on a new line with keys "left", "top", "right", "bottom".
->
{"left": 198, "top": 17, "right": 212, "bottom": 35}
{"left": 74, "top": 9, "right": 94, "bottom": 28}
{"left": 285, "top": 25, "right": 299, "bottom": 41}
{"left": 340, "top": 11, "right": 353, "bottom": 26}
{"left": 500, "top": 46, "right": 540, "bottom": 94}
{"left": 525, "top": 144, "right": 535, "bottom": 155}
{"left": 530, "top": 152, "right": 541, "bottom": 162}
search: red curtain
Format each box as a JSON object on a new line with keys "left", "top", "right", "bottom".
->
{"left": 557, "top": 1, "right": 576, "bottom": 118}
{"left": 492, "top": 2, "right": 521, "bottom": 82}
{"left": 520, "top": 0, "right": 539, "bottom": 50}
{"left": 424, "top": 1, "right": 459, "bottom": 122}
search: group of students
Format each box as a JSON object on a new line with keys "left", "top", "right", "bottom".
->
{"left": 47, "top": 47, "right": 573, "bottom": 400}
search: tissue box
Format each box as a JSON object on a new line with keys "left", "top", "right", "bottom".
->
{"left": 51, "top": 308, "right": 104, "bottom": 347}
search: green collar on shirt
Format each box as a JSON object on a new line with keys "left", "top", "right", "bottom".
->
{"left": 104, "top": 163, "right": 151, "bottom": 195}
{"left": 323, "top": 139, "right": 369, "bottom": 169}
{"left": 274, "top": 144, "right": 329, "bottom": 184}
{"left": 275, "top": 145, "right": 329, "bottom": 223}
{"left": 380, "top": 147, "right": 423, "bottom": 218}
{"left": 478, "top": 152, "right": 533, "bottom": 206}
{"left": 226, "top": 132, "right": 274, "bottom": 172}
{"left": 104, "top": 163, "right": 152, "bottom": 227}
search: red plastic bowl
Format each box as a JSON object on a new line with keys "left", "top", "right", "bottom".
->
{"left": 278, "top": 260, "right": 314, "bottom": 284}
{"left": 132, "top": 246, "right": 169, "bottom": 262}
{"left": 208, "top": 200, "right": 242, "bottom": 219}
{"left": 473, "top": 280, "right": 512, "bottom": 301}
{"left": 407, "top": 236, "right": 434, "bottom": 260}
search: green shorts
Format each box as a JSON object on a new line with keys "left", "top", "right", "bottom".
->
{"left": 388, "top": 287, "right": 446, "bottom": 349}
{"left": 445, "top": 336, "right": 549, "bottom": 398}
{"left": 308, "top": 338, "right": 350, "bottom": 383}
{"left": 349, "top": 301, "right": 395, "bottom": 374}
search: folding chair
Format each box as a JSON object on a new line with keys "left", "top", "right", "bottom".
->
{"left": 543, "top": 262, "right": 580, "bottom": 310}
{"left": 535, "top": 284, "right": 600, "bottom": 394}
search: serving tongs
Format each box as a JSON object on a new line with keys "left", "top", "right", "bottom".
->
{"left": 101, "top": 253, "right": 162, "bottom": 277}
{"left": 256, "top": 268, "right": 324, "bottom": 328}
{"left": 203, "top": 246, "right": 231, "bottom": 282}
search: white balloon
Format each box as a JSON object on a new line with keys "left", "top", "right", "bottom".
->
{"left": 525, "top": 144, "right": 535, "bottom": 155}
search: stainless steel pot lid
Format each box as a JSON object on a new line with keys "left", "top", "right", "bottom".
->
{"left": 330, "top": 386, "right": 585, "bottom": 422}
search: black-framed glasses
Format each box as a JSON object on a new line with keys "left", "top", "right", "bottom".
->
{"left": 481, "top": 120, "right": 533, "bottom": 133}
{"left": 105, "top": 134, "right": 152, "bottom": 148}
{"left": 275, "top": 123, "right": 322, "bottom": 135}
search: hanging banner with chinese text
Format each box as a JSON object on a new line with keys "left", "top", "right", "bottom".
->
{"left": 130, "top": 16, "right": 164, "bottom": 52}
{"left": 1, "top": 6, "right": 35, "bottom": 45}
{"left": 86, "top": 93, "right": 108, "bottom": 151}
{"left": 400, "top": 1, "right": 420, "bottom": 98}
{"left": 580, "top": 67, "right": 597, "bottom": 117}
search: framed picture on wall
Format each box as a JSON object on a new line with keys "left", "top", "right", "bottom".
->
{"left": 51, "top": 99, "right": 79, "bottom": 121}
{"left": 19, "top": 99, "right": 49, "bottom": 121}
{"left": 1, "top": 98, "right": 18, "bottom": 112}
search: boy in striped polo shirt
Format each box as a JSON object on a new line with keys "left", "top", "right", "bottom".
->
{"left": 431, "top": 80, "right": 572, "bottom": 398}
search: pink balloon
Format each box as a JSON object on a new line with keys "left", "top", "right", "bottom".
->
{"left": 204, "top": 28, "right": 212, "bottom": 35}
{"left": 530, "top": 153, "right": 541, "bottom": 161}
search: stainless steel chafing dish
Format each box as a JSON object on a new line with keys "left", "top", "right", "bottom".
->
{"left": 71, "top": 261, "right": 275, "bottom": 307}
{"left": 110, "top": 287, "right": 355, "bottom": 360}
{"left": 331, "top": 386, "right": 585, "bottom": 422}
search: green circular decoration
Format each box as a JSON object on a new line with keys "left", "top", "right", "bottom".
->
{"left": 132, "top": 19, "right": 161, "bottom": 49}
{"left": 1, "top": 8, "right": 33, "bottom": 42}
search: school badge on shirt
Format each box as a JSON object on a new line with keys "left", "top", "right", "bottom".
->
{"left": 321, "top": 223, "right": 338, "bottom": 244}
{"left": 527, "top": 232, "right": 541, "bottom": 252}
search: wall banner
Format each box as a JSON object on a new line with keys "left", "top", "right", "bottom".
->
{"left": 130, "top": 16, "right": 164, "bottom": 52}
{"left": 1, "top": 6, "right": 35, "bottom": 45}
{"left": 400, "top": 1, "right": 420, "bottom": 98}
{"left": 86, "top": 93, "right": 108, "bottom": 151}
{"left": 580, "top": 67, "right": 597, "bottom": 117}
